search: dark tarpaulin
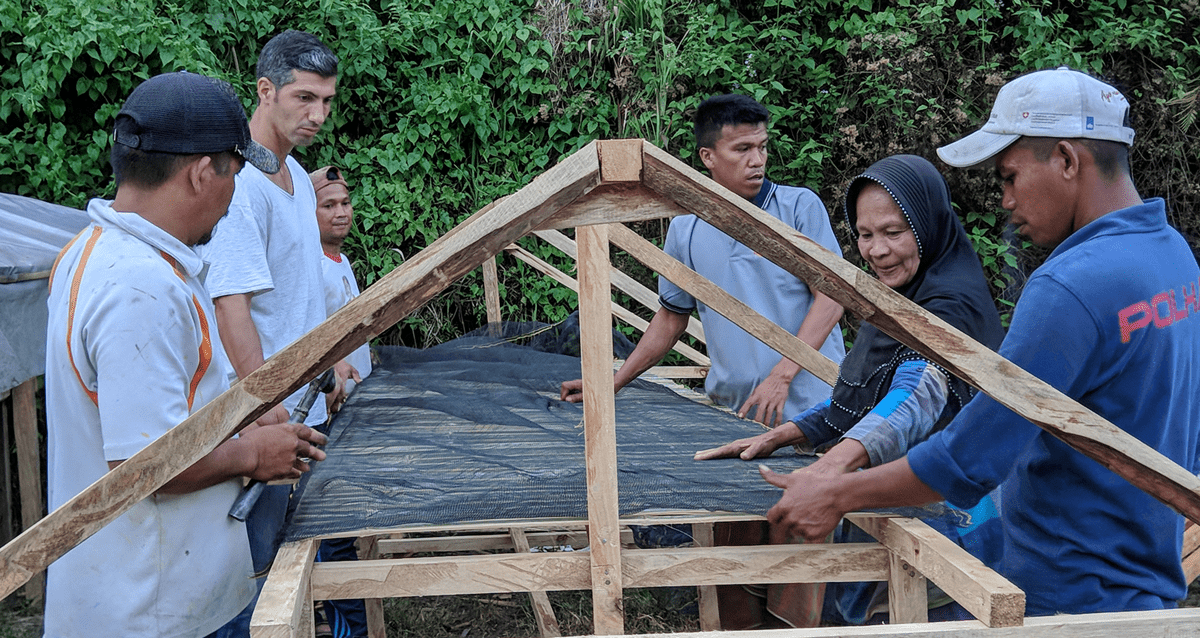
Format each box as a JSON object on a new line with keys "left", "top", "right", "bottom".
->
{"left": 284, "top": 328, "right": 964, "bottom": 541}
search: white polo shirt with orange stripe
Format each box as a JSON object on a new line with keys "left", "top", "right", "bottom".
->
{"left": 43, "top": 200, "right": 254, "bottom": 638}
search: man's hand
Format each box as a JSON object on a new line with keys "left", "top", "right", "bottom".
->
{"left": 694, "top": 421, "right": 803, "bottom": 461}
{"left": 242, "top": 422, "right": 328, "bottom": 482}
{"left": 327, "top": 359, "right": 361, "bottom": 414}
{"left": 760, "top": 464, "right": 847, "bottom": 542}
{"left": 560, "top": 378, "right": 584, "bottom": 403}
{"left": 739, "top": 369, "right": 792, "bottom": 427}
{"left": 254, "top": 404, "right": 290, "bottom": 427}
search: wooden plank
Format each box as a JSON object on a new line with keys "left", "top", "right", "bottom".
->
{"left": 571, "top": 608, "right": 1200, "bottom": 637}
{"left": 620, "top": 544, "right": 888, "bottom": 588}
{"left": 309, "top": 544, "right": 890, "bottom": 600}
{"left": 510, "top": 528, "right": 562, "bottom": 638}
{"left": 483, "top": 255, "right": 501, "bottom": 326}
{"left": 641, "top": 141, "right": 1200, "bottom": 527}
{"left": 539, "top": 182, "right": 692, "bottom": 230}
{"left": 888, "top": 552, "right": 928, "bottom": 625}
{"left": 251, "top": 538, "right": 319, "bottom": 638}
{"left": 376, "top": 530, "right": 635, "bottom": 554}
{"left": 606, "top": 222, "right": 839, "bottom": 386}
{"left": 504, "top": 244, "right": 710, "bottom": 366}
{"left": 532, "top": 228, "right": 707, "bottom": 345}
{"left": 849, "top": 515, "right": 1023, "bottom": 628}
{"left": 597, "top": 139, "right": 643, "bottom": 183}
{"left": 643, "top": 366, "right": 708, "bottom": 379}
{"left": 576, "top": 223, "right": 625, "bottom": 635}
{"left": 357, "top": 535, "right": 387, "bottom": 638}
{"left": 311, "top": 552, "right": 592, "bottom": 599}
{"left": 11, "top": 379, "right": 42, "bottom": 602}
{"left": 0, "top": 141, "right": 603, "bottom": 600}
{"left": 312, "top": 511, "right": 767, "bottom": 540}
{"left": 690, "top": 523, "right": 720, "bottom": 631}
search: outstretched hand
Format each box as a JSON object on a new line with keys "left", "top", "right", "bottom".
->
{"left": 739, "top": 372, "right": 791, "bottom": 427}
{"left": 560, "top": 378, "right": 584, "bottom": 403}
{"left": 760, "top": 464, "right": 848, "bottom": 542}
{"left": 695, "top": 430, "right": 780, "bottom": 461}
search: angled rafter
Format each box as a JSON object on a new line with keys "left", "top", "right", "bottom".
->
{"left": 0, "top": 141, "right": 604, "bottom": 599}
{"left": 607, "top": 222, "right": 839, "bottom": 386}
{"left": 638, "top": 142, "right": 1200, "bottom": 526}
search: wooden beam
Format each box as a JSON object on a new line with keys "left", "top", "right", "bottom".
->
{"left": 504, "top": 244, "right": 710, "bottom": 366}
{"left": 11, "top": 379, "right": 42, "bottom": 602}
{"left": 311, "top": 552, "right": 592, "bottom": 599}
{"left": 510, "top": 528, "right": 562, "bottom": 638}
{"left": 597, "top": 139, "right": 643, "bottom": 183}
{"left": 356, "top": 535, "right": 387, "bottom": 638}
{"left": 643, "top": 366, "right": 708, "bottom": 379}
{"left": 849, "top": 514, "right": 1024, "bottom": 628}
{"left": 691, "top": 523, "right": 720, "bottom": 631}
{"left": 577, "top": 223, "right": 625, "bottom": 635}
{"left": 571, "top": 608, "right": 1200, "bottom": 637}
{"left": 532, "top": 228, "right": 707, "bottom": 345}
{"left": 539, "top": 182, "right": 692, "bottom": 230}
{"left": 888, "top": 551, "right": 928, "bottom": 625}
{"left": 251, "top": 538, "right": 319, "bottom": 638}
{"left": 482, "top": 255, "right": 501, "bottom": 326}
{"left": 0, "top": 141, "right": 603, "bottom": 599}
{"left": 377, "top": 529, "right": 635, "bottom": 554}
{"left": 309, "top": 544, "right": 891, "bottom": 600}
{"left": 606, "top": 222, "right": 839, "bottom": 386}
{"left": 640, "top": 141, "right": 1200, "bottom": 526}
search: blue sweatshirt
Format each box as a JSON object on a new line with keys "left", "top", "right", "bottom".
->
{"left": 909, "top": 198, "right": 1200, "bottom": 615}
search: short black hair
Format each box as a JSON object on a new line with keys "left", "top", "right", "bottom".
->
{"left": 1017, "top": 137, "right": 1130, "bottom": 180}
{"left": 110, "top": 145, "right": 235, "bottom": 188}
{"left": 257, "top": 30, "right": 338, "bottom": 90}
{"left": 694, "top": 94, "right": 770, "bottom": 149}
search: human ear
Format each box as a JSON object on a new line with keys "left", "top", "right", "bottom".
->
{"left": 1056, "top": 140, "right": 1080, "bottom": 179}
{"left": 189, "top": 156, "right": 214, "bottom": 194}
{"left": 698, "top": 147, "right": 715, "bottom": 171}
{"left": 256, "top": 77, "right": 274, "bottom": 104}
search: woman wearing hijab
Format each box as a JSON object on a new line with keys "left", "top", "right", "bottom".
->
{"left": 697, "top": 154, "right": 1006, "bottom": 626}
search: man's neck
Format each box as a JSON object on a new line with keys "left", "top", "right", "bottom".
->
{"left": 322, "top": 240, "right": 343, "bottom": 257}
{"left": 249, "top": 110, "right": 294, "bottom": 192}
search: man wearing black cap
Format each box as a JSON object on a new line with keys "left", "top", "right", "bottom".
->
{"left": 43, "top": 71, "right": 328, "bottom": 638}
{"left": 759, "top": 68, "right": 1200, "bottom": 616}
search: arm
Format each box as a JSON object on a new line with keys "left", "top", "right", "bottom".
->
{"left": 112, "top": 422, "right": 329, "bottom": 495}
{"left": 738, "top": 292, "right": 843, "bottom": 427}
{"left": 695, "top": 399, "right": 828, "bottom": 460}
{"left": 761, "top": 457, "right": 943, "bottom": 542}
{"left": 213, "top": 293, "right": 288, "bottom": 425}
{"left": 560, "top": 307, "right": 690, "bottom": 402}
{"left": 842, "top": 359, "right": 949, "bottom": 467}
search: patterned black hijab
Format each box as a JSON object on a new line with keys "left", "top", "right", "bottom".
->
{"left": 824, "top": 155, "right": 1006, "bottom": 437}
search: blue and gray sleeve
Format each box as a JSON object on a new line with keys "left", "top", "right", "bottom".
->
{"left": 842, "top": 359, "right": 949, "bottom": 466}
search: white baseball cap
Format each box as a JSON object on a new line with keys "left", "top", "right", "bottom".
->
{"left": 937, "top": 67, "right": 1135, "bottom": 168}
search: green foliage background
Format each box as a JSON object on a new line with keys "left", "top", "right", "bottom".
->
{"left": 3, "top": 0, "right": 1199, "bottom": 345}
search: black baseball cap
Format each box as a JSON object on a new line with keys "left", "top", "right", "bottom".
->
{"left": 113, "top": 71, "right": 279, "bottom": 174}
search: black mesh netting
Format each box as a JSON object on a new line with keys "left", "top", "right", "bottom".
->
{"left": 283, "top": 320, "right": 964, "bottom": 541}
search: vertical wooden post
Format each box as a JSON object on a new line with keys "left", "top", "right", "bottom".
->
{"left": 888, "top": 553, "right": 928, "bottom": 624}
{"left": 358, "top": 535, "right": 388, "bottom": 638}
{"left": 691, "top": 522, "right": 721, "bottom": 631}
{"left": 12, "top": 379, "right": 42, "bottom": 602}
{"left": 509, "top": 528, "right": 562, "bottom": 637}
{"left": 482, "top": 255, "right": 501, "bottom": 328}
{"left": 576, "top": 223, "right": 624, "bottom": 635}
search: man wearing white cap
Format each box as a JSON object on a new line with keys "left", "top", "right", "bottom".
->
{"left": 758, "top": 67, "right": 1200, "bottom": 616}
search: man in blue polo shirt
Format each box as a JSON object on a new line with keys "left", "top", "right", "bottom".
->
{"left": 760, "top": 67, "right": 1200, "bottom": 616}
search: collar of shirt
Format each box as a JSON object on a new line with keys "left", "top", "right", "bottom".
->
{"left": 87, "top": 198, "right": 205, "bottom": 278}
